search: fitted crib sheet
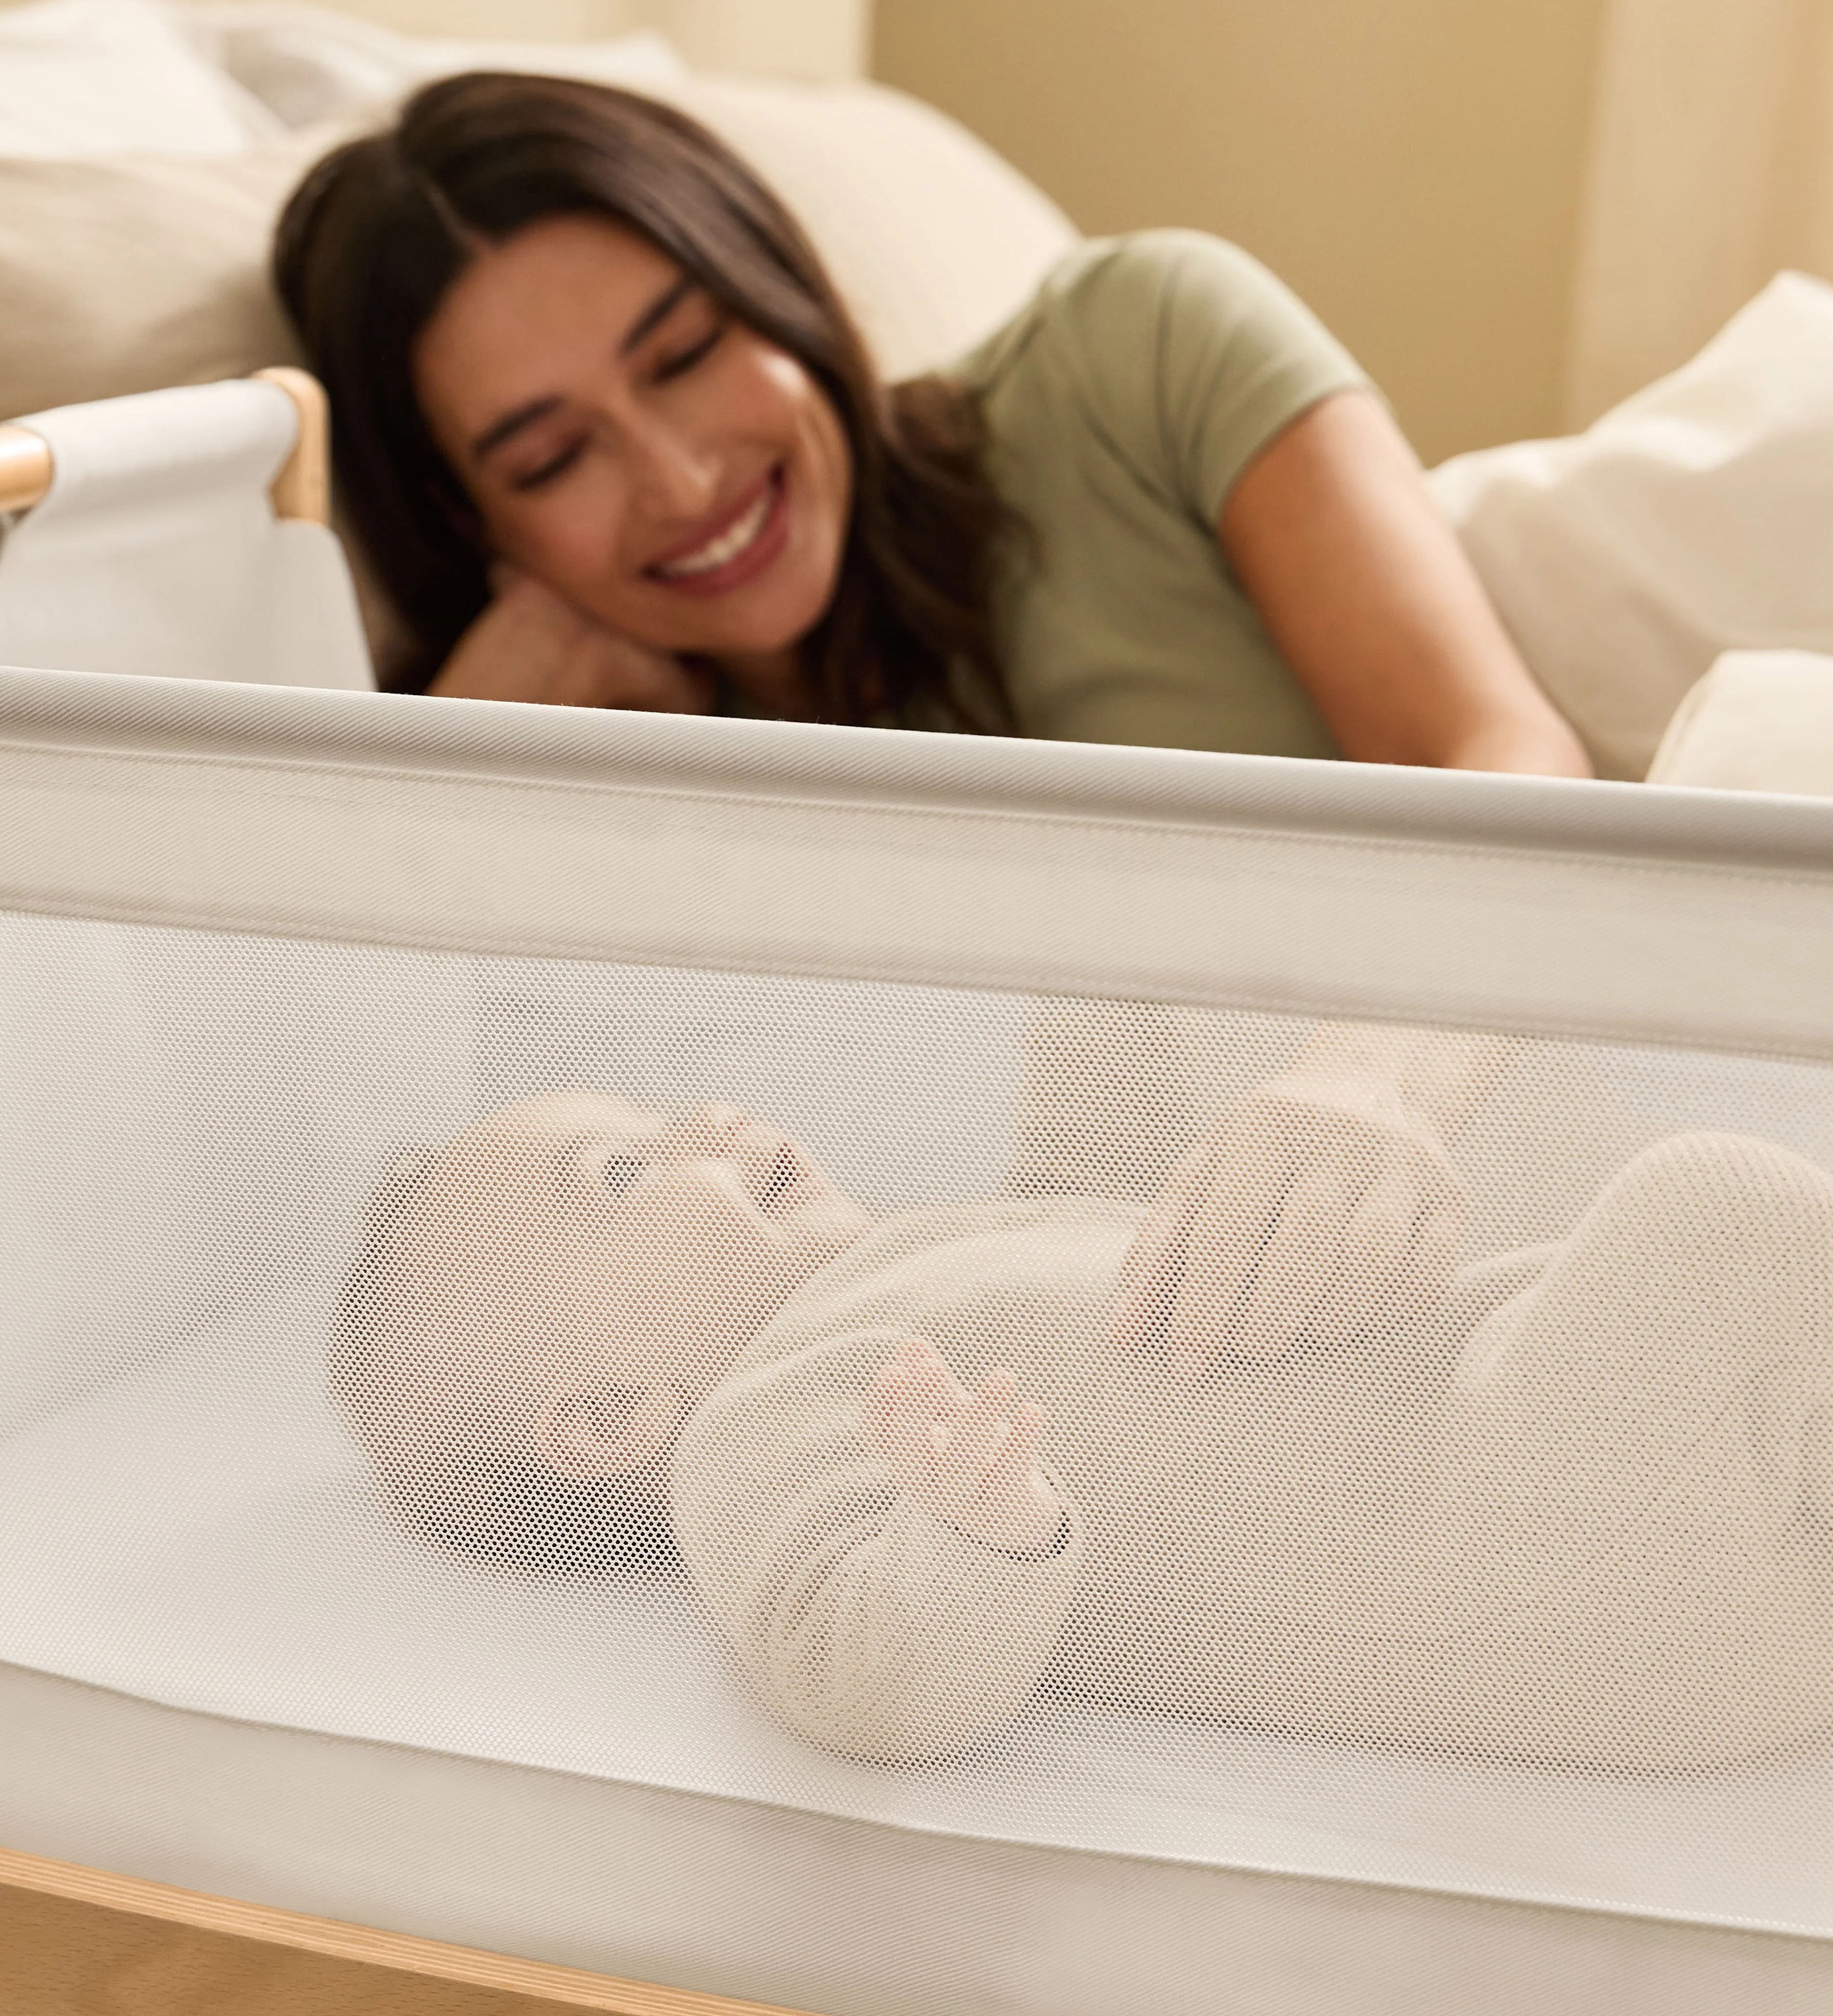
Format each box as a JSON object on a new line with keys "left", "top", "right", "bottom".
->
{"left": 1, "top": 1288, "right": 1832, "bottom": 1995}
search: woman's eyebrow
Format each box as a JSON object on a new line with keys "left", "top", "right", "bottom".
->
{"left": 469, "top": 396, "right": 561, "bottom": 463}
{"left": 619, "top": 274, "right": 696, "bottom": 356}
{"left": 466, "top": 278, "right": 698, "bottom": 464}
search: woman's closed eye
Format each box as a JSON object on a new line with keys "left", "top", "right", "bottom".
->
{"left": 501, "top": 320, "right": 722, "bottom": 493}
{"left": 509, "top": 438, "right": 586, "bottom": 493}
{"left": 654, "top": 319, "right": 725, "bottom": 384}
{"left": 601, "top": 1154, "right": 646, "bottom": 1197}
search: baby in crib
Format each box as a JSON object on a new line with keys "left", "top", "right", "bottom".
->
{"left": 335, "top": 1039, "right": 1833, "bottom": 1774}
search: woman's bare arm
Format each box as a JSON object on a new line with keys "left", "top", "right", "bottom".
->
{"left": 1218, "top": 389, "right": 1591, "bottom": 777}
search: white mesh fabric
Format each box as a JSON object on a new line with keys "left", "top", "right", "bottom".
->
{"left": 1, "top": 670, "right": 1833, "bottom": 1986}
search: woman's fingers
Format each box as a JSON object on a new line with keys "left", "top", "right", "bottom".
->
{"left": 1136, "top": 1080, "right": 1470, "bottom": 1370}
{"left": 1196, "top": 1150, "right": 1359, "bottom": 1359}
{"left": 1110, "top": 1135, "right": 1222, "bottom": 1355}
{"left": 1114, "top": 1105, "right": 1295, "bottom": 1361}
{"left": 1154, "top": 1110, "right": 1307, "bottom": 1369}
{"left": 429, "top": 571, "right": 714, "bottom": 712}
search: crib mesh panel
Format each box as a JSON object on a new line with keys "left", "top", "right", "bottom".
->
{"left": 2, "top": 908, "right": 1832, "bottom": 1932}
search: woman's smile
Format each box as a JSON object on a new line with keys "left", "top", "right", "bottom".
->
{"left": 645, "top": 465, "right": 791, "bottom": 597}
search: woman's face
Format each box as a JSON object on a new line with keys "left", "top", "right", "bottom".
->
{"left": 382, "top": 1092, "right": 871, "bottom": 1480}
{"left": 413, "top": 214, "right": 854, "bottom": 669}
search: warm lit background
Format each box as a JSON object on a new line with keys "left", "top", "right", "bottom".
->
{"left": 875, "top": 0, "right": 1833, "bottom": 463}
{"left": 875, "top": 0, "right": 1605, "bottom": 465}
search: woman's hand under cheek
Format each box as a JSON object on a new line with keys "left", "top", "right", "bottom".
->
{"left": 429, "top": 567, "right": 717, "bottom": 714}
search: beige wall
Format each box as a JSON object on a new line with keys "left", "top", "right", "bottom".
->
{"left": 873, "top": 0, "right": 1609, "bottom": 464}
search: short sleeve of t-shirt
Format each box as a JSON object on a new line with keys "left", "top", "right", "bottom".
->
{"left": 949, "top": 230, "right": 1371, "bottom": 758}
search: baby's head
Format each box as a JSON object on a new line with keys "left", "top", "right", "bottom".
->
{"left": 332, "top": 1091, "right": 870, "bottom": 1572}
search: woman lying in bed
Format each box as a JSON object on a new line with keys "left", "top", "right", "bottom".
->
{"left": 333, "top": 1043, "right": 1833, "bottom": 1776}
{"left": 274, "top": 72, "right": 1589, "bottom": 777}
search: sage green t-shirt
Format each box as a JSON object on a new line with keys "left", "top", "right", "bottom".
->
{"left": 950, "top": 229, "right": 1371, "bottom": 758}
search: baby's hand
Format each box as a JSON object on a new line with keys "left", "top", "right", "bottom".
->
{"left": 863, "top": 1339, "right": 1062, "bottom": 1554}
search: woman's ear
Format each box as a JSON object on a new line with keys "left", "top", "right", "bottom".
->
{"left": 534, "top": 1381, "right": 684, "bottom": 1479}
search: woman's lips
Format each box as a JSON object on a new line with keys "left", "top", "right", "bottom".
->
{"left": 644, "top": 468, "right": 789, "bottom": 599}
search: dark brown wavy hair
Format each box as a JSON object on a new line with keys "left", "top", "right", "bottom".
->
{"left": 272, "top": 72, "right": 1016, "bottom": 727}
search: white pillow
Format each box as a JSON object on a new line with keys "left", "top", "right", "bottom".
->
{"left": 0, "top": 129, "right": 326, "bottom": 421}
{"left": 1647, "top": 650, "right": 1833, "bottom": 796}
{"left": 179, "top": 3, "right": 687, "bottom": 132}
{"left": 0, "top": 0, "right": 279, "bottom": 155}
{"left": 1430, "top": 272, "right": 1833, "bottom": 781}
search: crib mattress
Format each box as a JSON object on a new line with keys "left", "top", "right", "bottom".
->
{"left": 1, "top": 1297, "right": 1832, "bottom": 2016}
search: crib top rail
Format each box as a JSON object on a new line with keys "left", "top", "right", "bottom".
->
{"left": 0, "top": 368, "right": 330, "bottom": 525}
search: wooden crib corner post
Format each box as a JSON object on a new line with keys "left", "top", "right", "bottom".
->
{"left": 254, "top": 367, "right": 331, "bottom": 527}
{"left": 0, "top": 425, "right": 53, "bottom": 515}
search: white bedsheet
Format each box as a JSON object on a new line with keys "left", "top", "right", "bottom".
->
{"left": 1, "top": 1291, "right": 1829, "bottom": 1942}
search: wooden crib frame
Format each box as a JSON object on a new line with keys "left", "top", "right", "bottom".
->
{"left": 0, "top": 367, "right": 331, "bottom": 527}
{"left": 0, "top": 1843, "right": 810, "bottom": 2015}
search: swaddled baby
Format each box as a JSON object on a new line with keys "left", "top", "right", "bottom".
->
{"left": 336, "top": 1066, "right": 1833, "bottom": 1774}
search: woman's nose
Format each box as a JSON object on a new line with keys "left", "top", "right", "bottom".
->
{"left": 621, "top": 412, "right": 720, "bottom": 519}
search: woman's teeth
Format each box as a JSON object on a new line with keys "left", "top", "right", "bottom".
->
{"left": 653, "top": 482, "right": 774, "bottom": 580}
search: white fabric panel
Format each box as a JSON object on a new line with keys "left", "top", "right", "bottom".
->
{"left": 4, "top": 671, "right": 1833, "bottom": 1059}
{"left": 1431, "top": 272, "right": 1833, "bottom": 781}
{"left": 1649, "top": 649, "right": 1833, "bottom": 796}
{"left": 264, "top": 518, "right": 381, "bottom": 692}
{"left": 0, "top": 382, "right": 372, "bottom": 692}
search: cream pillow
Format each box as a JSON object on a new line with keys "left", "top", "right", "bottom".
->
{"left": 179, "top": 4, "right": 687, "bottom": 131}
{"left": 0, "top": 80, "right": 1075, "bottom": 419}
{"left": 1430, "top": 272, "right": 1833, "bottom": 781}
{"left": 1646, "top": 650, "right": 1833, "bottom": 796}
{"left": 0, "top": 130, "right": 331, "bottom": 420}
{"left": 0, "top": 0, "right": 279, "bottom": 154}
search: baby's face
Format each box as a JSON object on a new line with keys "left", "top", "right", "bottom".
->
{"left": 384, "top": 1091, "right": 870, "bottom": 1477}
